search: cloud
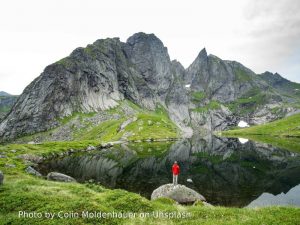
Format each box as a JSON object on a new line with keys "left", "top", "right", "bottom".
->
{"left": 236, "top": 0, "right": 300, "bottom": 78}
{"left": 0, "top": 0, "right": 299, "bottom": 94}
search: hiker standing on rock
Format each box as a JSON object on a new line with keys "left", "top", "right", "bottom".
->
{"left": 172, "top": 161, "right": 180, "bottom": 186}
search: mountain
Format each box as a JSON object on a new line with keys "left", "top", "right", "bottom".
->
{"left": 0, "top": 32, "right": 299, "bottom": 142}
{"left": 0, "top": 91, "right": 12, "bottom": 96}
{"left": 260, "top": 71, "right": 300, "bottom": 99}
{"left": 0, "top": 91, "right": 18, "bottom": 121}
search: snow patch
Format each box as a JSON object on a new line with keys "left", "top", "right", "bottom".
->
{"left": 238, "top": 120, "right": 249, "bottom": 128}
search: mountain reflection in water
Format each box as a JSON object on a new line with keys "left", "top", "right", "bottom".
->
{"left": 38, "top": 136, "right": 300, "bottom": 207}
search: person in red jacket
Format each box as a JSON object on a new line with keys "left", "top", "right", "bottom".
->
{"left": 172, "top": 161, "right": 180, "bottom": 186}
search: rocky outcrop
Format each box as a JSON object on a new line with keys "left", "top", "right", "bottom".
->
{"left": 17, "top": 154, "right": 44, "bottom": 163}
{"left": 47, "top": 172, "right": 76, "bottom": 182}
{"left": 25, "top": 166, "right": 42, "bottom": 177}
{"left": 0, "top": 32, "right": 299, "bottom": 141}
{"left": 151, "top": 183, "right": 206, "bottom": 204}
{"left": 0, "top": 171, "right": 3, "bottom": 185}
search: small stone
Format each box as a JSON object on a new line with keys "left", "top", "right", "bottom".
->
{"left": 0, "top": 155, "right": 7, "bottom": 158}
{"left": 86, "top": 145, "right": 96, "bottom": 151}
{"left": 47, "top": 172, "right": 76, "bottom": 182}
{"left": 27, "top": 141, "right": 36, "bottom": 145}
{"left": 10, "top": 150, "right": 17, "bottom": 153}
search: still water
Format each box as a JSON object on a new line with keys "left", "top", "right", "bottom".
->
{"left": 37, "top": 136, "right": 300, "bottom": 207}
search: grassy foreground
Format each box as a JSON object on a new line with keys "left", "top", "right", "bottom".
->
{"left": 1, "top": 141, "right": 300, "bottom": 225}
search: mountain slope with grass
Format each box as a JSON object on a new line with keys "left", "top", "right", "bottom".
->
{"left": 222, "top": 113, "right": 300, "bottom": 138}
{"left": 1, "top": 32, "right": 300, "bottom": 142}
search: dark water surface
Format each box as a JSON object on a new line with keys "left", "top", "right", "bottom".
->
{"left": 37, "top": 136, "right": 300, "bottom": 207}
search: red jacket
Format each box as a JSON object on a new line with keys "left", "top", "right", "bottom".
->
{"left": 172, "top": 163, "right": 180, "bottom": 175}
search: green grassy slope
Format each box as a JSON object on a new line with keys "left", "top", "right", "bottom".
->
{"left": 223, "top": 113, "right": 300, "bottom": 138}
{"left": 15, "top": 101, "right": 180, "bottom": 144}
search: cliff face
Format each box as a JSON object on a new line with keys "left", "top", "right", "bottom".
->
{"left": 0, "top": 32, "right": 299, "bottom": 141}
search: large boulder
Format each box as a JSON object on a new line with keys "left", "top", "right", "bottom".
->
{"left": 0, "top": 171, "right": 3, "bottom": 185}
{"left": 47, "top": 172, "right": 76, "bottom": 182}
{"left": 151, "top": 183, "right": 206, "bottom": 204}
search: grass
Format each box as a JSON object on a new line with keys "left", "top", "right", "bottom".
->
{"left": 192, "top": 100, "right": 221, "bottom": 113}
{"left": 191, "top": 91, "right": 206, "bottom": 103}
{"left": 234, "top": 68, "right": 252, "bottom": 82}
{"left": 227, "top": 88, "right": 267, "bottom": 115}
{"left": 221, "top": 113, "right": 300, "bottom": 152}
{"left": 1, "top": 173, "right": 300, "bottom": 224}
{"left": 13, "top": 100, "right": 180, "bottom": 144}
{"left": 222, "top": 113, "right": 300, "bottom": 138}
{"left": 75, "top": 104, "right": 179, "bottom": 143}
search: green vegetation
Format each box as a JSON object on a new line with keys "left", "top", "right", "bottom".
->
{"left": 221, "top": 113, "right": 300, "bottom": 152}
{"left": 234, "top": 68, "right": 252, "bottom": 82}
{"left": 1, "top": 164, "right": 300, "bottom": 224}
{"left": 84, "top": 45, "right": 97, "bottom": 59}
{"left": 192, "top": 100, "right": 221, "bottom": 113}
{"left": 76, "top": 104, "right": 179, "bottom": 143}
{"left": 56, "top": 57, "right": 74, "bottom": 67}
{"left": 227, "top": 88, "right": 268, "bottom": 115}
{"left": 14, "top": 100, "right": 180, "bottom": 144}
{"left": 191, "top": 91, "right": 206, "bottom": 103}
{"left": 223, "top": 113, "right": 300, "bottom": 138}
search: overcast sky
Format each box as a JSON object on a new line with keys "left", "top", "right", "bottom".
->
{"left": 1, "top": 0, "right": 299, "bottom": 95}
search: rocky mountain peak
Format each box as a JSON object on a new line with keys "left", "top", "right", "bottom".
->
{"left": 1, "top": 33, "right": 299, "bottom": 142}
{"left": 197, "top": 48, "right": 208, "bottom": 59}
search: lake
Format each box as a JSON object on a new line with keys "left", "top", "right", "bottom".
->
{"left": 37, "top": 135, "right": 300, "bottom": 207}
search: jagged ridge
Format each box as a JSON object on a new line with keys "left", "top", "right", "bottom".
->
{"left": 1, "top": 32, "right": 300, "bottom": 142}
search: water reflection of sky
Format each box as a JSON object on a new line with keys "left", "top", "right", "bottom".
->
{"left": 247, "top": 184, "right": 300, "bottom": 208}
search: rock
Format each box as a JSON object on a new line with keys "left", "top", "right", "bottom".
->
{"left": 118, "top": 117, "right": 137, "bottom": 132}
{"left": 151, "top": 183, "right": 206, "bottom": 204}
{"left": 0, "top": 155, "right": 7, "bottom": 158}
{"left": 86, "top": 145, "right": 96, "bottom": 151}
{"left": 0, "top": 171, "right": 3, "bottom": 185}
{"left": 100, "top": 142, "right": 114, "bottom": 148}
{"left": 187, "top": 178, "right": 193, "bottom": 183}
{"left": 47, "top": 172, "right": 76, "bottom": 182}
{"left": 25, "top": 166, "right": 42, "bottom": 177}
{"left": 16, "top": 154, "right": 43, "bottom": 163}
{"left": 10, "top": 149, "right": 17, "bottom": 153}
{"left": 27, "top": 141, "right": 36, "bottom": 144}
